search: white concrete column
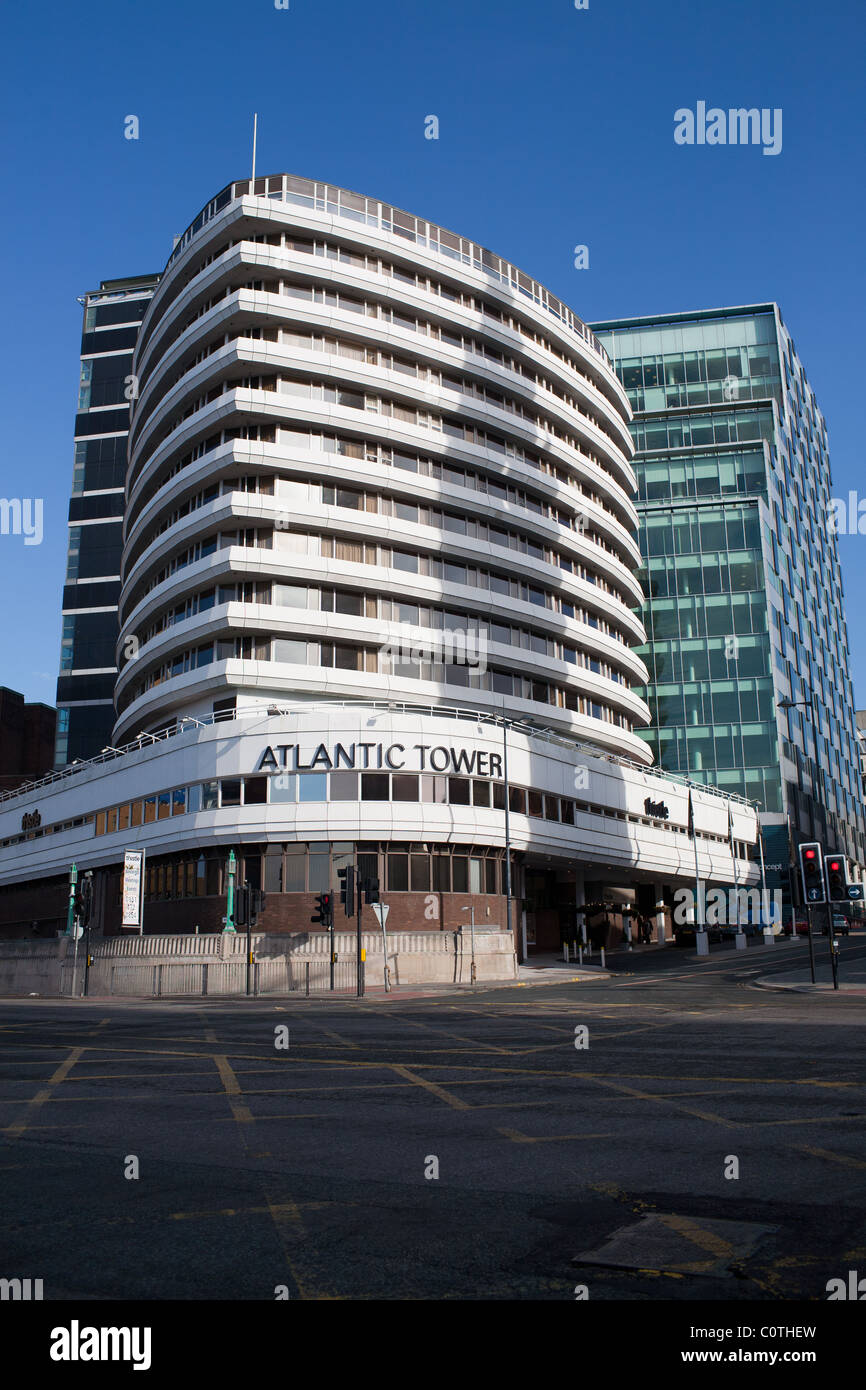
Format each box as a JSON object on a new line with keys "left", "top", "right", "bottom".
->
{"left": 575, "top": 873, "right": 587, "bottom": 945}
{"left": 654, "top": 885, "right": 666, "bottom": 943}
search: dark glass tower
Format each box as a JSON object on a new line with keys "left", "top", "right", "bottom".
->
{"left": 591, "top": 304, "right": 866, "bottom": 916}
{"left": 55, "top": 274, "right": 160, "bottom": 766}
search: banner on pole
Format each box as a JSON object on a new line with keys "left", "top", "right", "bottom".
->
{"left": 121, "top": 850, "right": 144, "bottom": 929}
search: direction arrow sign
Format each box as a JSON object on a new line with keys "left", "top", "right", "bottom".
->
{"left": 847, "top": 884, "right": 864, "bottom": 900}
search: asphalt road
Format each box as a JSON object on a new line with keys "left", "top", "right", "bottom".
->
{"left": 2, "top": 938, "right": 865, "bottom": 1301}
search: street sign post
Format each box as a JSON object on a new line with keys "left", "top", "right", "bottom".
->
{"left": 371, "top": 902, "right": 390, "bottom": 991}
{"left": 121, "top": 850, "right": 145, "bottom": 931}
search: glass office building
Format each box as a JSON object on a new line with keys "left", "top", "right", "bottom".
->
{"left": 55, "top": 274, "right": 160, "bottom": 766}
{"left": 591, "top": 305, "right": 866, "bottom": 911}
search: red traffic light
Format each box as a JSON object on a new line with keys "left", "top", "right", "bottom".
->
{"left": 828, "top": 860, "right": 841, "bottom": 872}
{"left": 804, "top": 849, "right": 816, "bottom": 860}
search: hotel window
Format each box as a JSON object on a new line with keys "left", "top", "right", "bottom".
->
{"left": 452, "top": 856, "right": 469, "bottom": 892}
{"left": 421, "top": 775, "right": 448, "bottom": 803}
{"left": 144, "top": 797, "right": 157, "bottom": 824}
{"left": 308, "top": 845, "right": 330, "bottom": 890}
{"left": 244, "top": 777, "right": 268, "bottom": 805}
{"left": 273, "top": 638, "right": 308, "bottom": 664}
{"left": 201, "top": 782, "right": 218, "bottom": 811}
{"left": 357, "top": 851, "right": 379, "bottom": 884}
{"left": 117, "top": 804, "right": 131, "bottom": 831}
{"left": 330, "top": 771, "right": 358, "bottom": 800}
{"left": 387, "top": 853, "right": 409, "bottom": 891}
{"left": 432, "top": 854, "right": 451, "bottom": 891}
{"left": 172, "top": 788, "right": 187, "bottom": 816}
{"left": 264, "top": 847, "right": 283, "bottom": 893}
{"left": 220, "top": 780, "right": 241, "bottom": 808}
{"left": 298, "top": 772, "right": 328, "bottom": 801}
{"left": 410, "top": 854, "right": 431, "bottom": 891}
{"left": 283, "top": 848, "right": 305, "bottom": 892}
{"left": 392, "top": 774, "right": 419, "bottom": 801}
{"left": 205, "top": 858, "right": 221, "bottom": 896}
{"left": 361, "top": 773, "right": 390, "bottom": 801}
{"left": 270, "top": 774, "right": 296, "bottom": 803}
{"left": 469, "top": 857, "right": 484, "bottom": 894}
{"left": 509, "top": 787, "right": 526, "bottom": 814}
{"left": 449, "top": 778, "right": 471, "bottom": 805}
{"left": 130, "top": 800, "right": 143, "bottom": 828}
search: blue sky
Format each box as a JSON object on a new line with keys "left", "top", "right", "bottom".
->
{"left": 1, "top": 0, "right": 864, "bottom": 707}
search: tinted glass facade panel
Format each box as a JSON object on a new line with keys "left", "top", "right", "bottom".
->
{"left": 55, "top": 275, "right": 159, "bottom": 767}
{"left": 593, "top": 304, "right": 866, "bottom": 913}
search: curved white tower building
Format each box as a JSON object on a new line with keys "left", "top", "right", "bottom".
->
{"left": 0, "top": 177, "right": 758, "bottom": 961}
{"left": 115, "top": 174, "right": 650, "bottom": 758}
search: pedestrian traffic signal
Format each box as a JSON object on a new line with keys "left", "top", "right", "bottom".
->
{"left": 826, "top": 856, "right": 848, "bottom": 903}
{"left": 338, "top": 865, "right": 355, "bottom": 917}
{"left": 311, "top": 891, "right": 333, "bottom": 927}
{"left": 249, "top": 889, "right": 267, "bottom": 927}
{"left": 362, "top": 875, "right": 380, "bottom": 905}
{"left": 798, "top": 842, "right": 825, "bottom": 904}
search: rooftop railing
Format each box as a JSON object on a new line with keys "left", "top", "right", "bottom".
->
{"left": 163, "top": 175, "right": 612, "bottom": 367}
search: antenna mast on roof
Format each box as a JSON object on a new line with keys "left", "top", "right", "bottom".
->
{"left": 251, "top": 113, "right": 258, "bottom": 186}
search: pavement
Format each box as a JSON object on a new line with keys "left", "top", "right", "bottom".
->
{"left": 754, "top": 963, "right": 866, "bottom": 995}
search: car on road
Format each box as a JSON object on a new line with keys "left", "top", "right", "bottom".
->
{"left": 673, "top": 922, "right": 762, "bottom": 947}
{"left": 822, "top": 913, "right": 850, "bottom": 936}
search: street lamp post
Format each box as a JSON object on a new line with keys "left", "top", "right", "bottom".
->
{"left": 464, "top": 900, "right": 478, "bottom": 989}
{"left": 778, "top": 693, "right": 825, "bottom": 843}
{"left": 224, "top": 850, "right": 237, "bottom": 933}
{"left": 779, "top": 695, "right": 827, "bottom": 974}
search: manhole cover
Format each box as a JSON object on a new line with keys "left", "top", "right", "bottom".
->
{"left": 573, "top": 1213, "right": 776, "bottom": 1277}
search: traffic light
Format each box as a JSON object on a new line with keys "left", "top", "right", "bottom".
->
{"left": 249, "top": 889, "right": 267, "bottom": 927}
{"left": 75, "top": 873, "right": 93, "bottom": 927}
{"left": 362, "top": 876, "right": 380, "bottom": 905}
{"left": 826, "top": 856, "right": 848, "bottom": 903}
{"left": 311, "top": 891, "right": 333, "bottom": 927}
{"left": 798, "top": 842, "right": 825, "bottom": 904}
{"left": 338, "top": 866, "right": 355, "bottom": 917}
{"left": 235, "top": 884, "right": 249, "bottom": 927}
